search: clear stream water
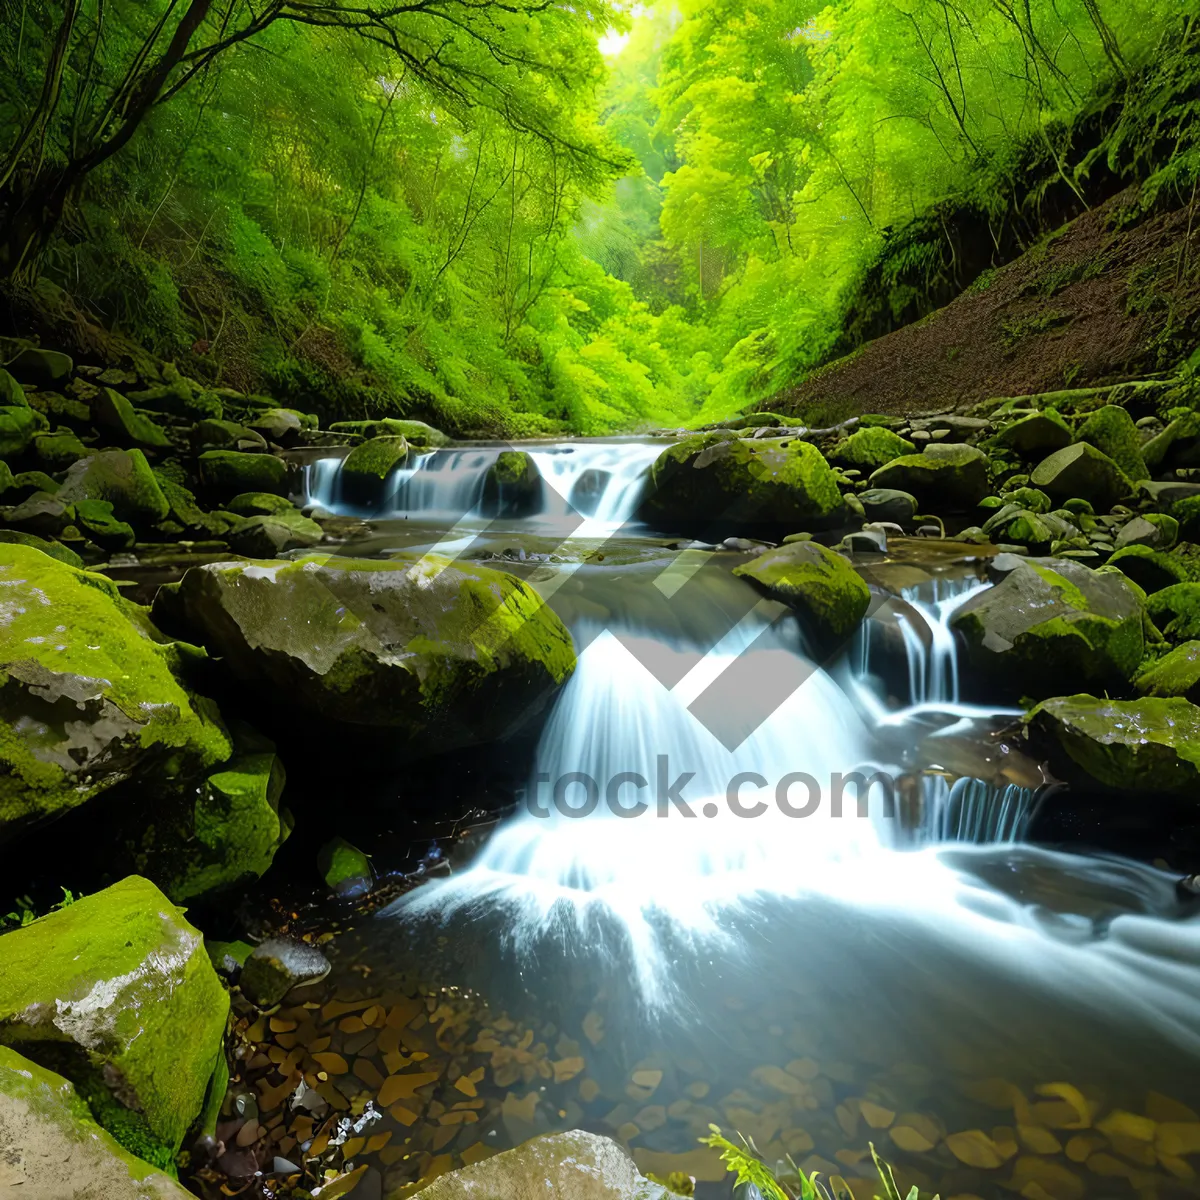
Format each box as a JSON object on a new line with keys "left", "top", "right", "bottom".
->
{"left": 304, "top": 441, "right": 1200, "bottom": 1196}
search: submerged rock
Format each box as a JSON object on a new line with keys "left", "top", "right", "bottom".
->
{"left": 411, "top": 1130, "right": 675, "bottom": 1200}
{"left": 0, "top": 1046, "right": 195, "bottom": 1198}
{"left": 734, "top": 541, "right": 871, "bottom": 641}
{"left": 1029, "top": 694, "right": 1200, "bottom": 792}
{"left": 240, "top": 938, "right": 331, "bottom": 1008}
{"left": 1030, "top": 443, "right": 1132, "bottom": 510}
{"left": 642, "top": 433, "right": 845, "bottom": 532}
{"left": 951, "top": 558, "right": 1148, "bottom": 695}
{"left": 868, "top": 443, "right": 991, "bottom": 508}
{"left": 0, "top": 876, "right": 229, "bottom": 1162}
{"left": 163, "top": 553, "right": 576, "bottom": 753}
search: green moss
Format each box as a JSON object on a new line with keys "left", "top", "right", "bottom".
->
{"left": 1002, "top": 486, "right": 1051, "bottom": 513}
{"left": 733, "top": 542, "right": 870, "bottom": 640}
{"left": 1076, "top": 405, "right": 1149, "bottom": 481}
{"left": 34, "top": 430, "right": 87, "bottom": 470}
{"left": 828, "top": 426, "right": 915, "bottom": 471}
{"left": 75, "top": 499, "right": 136, "bottom": 551}
{"left": 1135, "top": 640, "right": 1200, "bottom": 700}
{"left": 1172, "top": 495, "right": 1200, "bottom": 541}
{"left": 0, "top": 404, "right": 47, "bottom": 457}
{"left": 985, "top": 410, "right": 1072, "bottom": 457}
{"left": 329, "top": 418, "right": 449, "bottom": 447}
{"left": 0, "top": 876, "right": 229, "bottom": 1154}
{"left": 1146, "top": 583, "right": 1200, "bottom": 642}
{"left": 198, "top": 450, "right": 287, "bottom": 498}
{"left": 58, "top": 449, "right": 170, "bottom": 526}
{"left": 0, "top": 529, "right": 83, "bottom": 567}
{"left": 1030, "top": 443, "right": 1133, "bottom": 510}
{"left": 492, "top": 450, "right": 537, "bottom": 487}
{"left": 1108, "top": 544, "right": 1189, "bottom": 592}
{"left": 1139, "top": 513, "right": 1180, "bottom": 548}
{"left": 341, "top": 435, "right": 409, "bottom": 483}
{"left": 1143, "top": 410, "right": 1200, "bottom": 470}
{"left": 1004, "top": 512, "right": 1054, "bottom": 546}
{"left": 94, "top": 388, "right": 172, "bottom": 451}
{"left": 868, "top": 444, "right": 991, "bottom": 508}
{"left": 0, "top": 368, "right": 26, "bottom": 407}
{"left": 226, "top": 491, "right": 296, "bottom": 517}
{"left": 318, "top": 836, "right": 372, "bottom": 894}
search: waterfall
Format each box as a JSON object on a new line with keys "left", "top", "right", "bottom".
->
{"left": 303, "top": 440, "right": 664, "bottom": 534}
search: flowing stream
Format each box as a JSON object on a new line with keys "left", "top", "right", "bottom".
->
{"left": 305, "top": 441, "right": 1200, "bottom": 1195}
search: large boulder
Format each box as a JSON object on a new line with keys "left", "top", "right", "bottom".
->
{"left": 198, "top": 449, "right": 287, "bottom": 500}
{"left": 483, "top": 450, "right": 543, "bottom": 517}
{"left": 93, "top": 389, "right": 172, "bottom": 452}
{"left": 0, "top": 876, "right": 229, "bottom": 1163}
{"left": 1030, "top": 443, "right": 1132, "bottom": 511}
{"left": 161, "top": 553, "right": 576, "bottom": 752}
{"left": 734, "top": 542, "right": 871, "bottom": 642}
{"left": 57, "top": 449, "right": 170, "bottom": 526}
{"left": 1076, "top": 405, "right": 1149, "bottom": 481}
{"left": 0, "top": 1046, "right": 195, "bottom": 1199}
{"left": 1107, "top": 545, "right": 1188, "bottom": 593}
{"left": 339, "top": 435, "right": 409, "bottom": 506}
{"left": 0, "top": 545, "right": 232, "bottom": 842}
{"left": 985, "top": 410, "right": 1072, "bottom": 457}
{"left": 868, "top": 443, "right": 991, "bottom": 508}
{"left": 329, "top": 417, "right": 449, "bottom": 447}
{"left": 642, "top": 433, "right": 845, "bottom": 532}
{"left": 1028, "top": 694, "right": 1200, "bottom": 792}
{"left": 950, "top": 558, "right": 1148, "bottom": 695}
{"left": 412, "top": 1130, "right": 675, "bottom": 1200}
{"left": 227, "top": 510, "right": 323, "bottom": 558}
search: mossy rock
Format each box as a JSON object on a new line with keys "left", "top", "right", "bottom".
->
{"left": 126, "top": 366, "right": 222, "bottom": 421}
{"left": 859, "top": 488, "right": 917, "bottom": 525}
{"left": 642, "top": 433, "right": 845, "bottom": 532}
{"left": 328, "top": 418, "right": 449, "bottom": 448}
{"left": 153, "top": 474, "right": 237, "bottom": 540}
{"left": 1145, "top": 583, "right": 1200, "bottom": 643}
{"left": 0, "top": 492, "right": 74, "bottom": 537}
{"left": 1135, "top": 641, "right": 1200, "bottom": 701}
{"left": 198, "top": 450, "right": 287, "bottom": 499}
{"left": 0, "top": 1046, "right": 196, "bottom": 1197}
{"left": 985, "top": 410, "right": 1072, "bottom": 457}
{"left": 0, "top": 530, "right": 83, "bottom": 567}
{"left": 6, "top": 347, "right": 72, "bottom": 388}
{"left": 1075, "top": 405, "right": 1148, "bottom": 481}
{"left": 0, "top": 367, "right": 27, "bottom": 407}
{"left": 1143, "top": 410, "right": 1200, "bottom": 470}
{"left": 0, "top": 404, "right": 48, "bottom": 458}
{"left": 318, "top": 836, "right": 373, "bottom": 899}
{"left": 1171, "top": 495, "right": 1200, "bottom": 541}
{"left": 248, "top": 408, "right": 317, "bottom": 446}
{"left": 828, "top": 427, "right": 915, "bottom": 471}
{"left": 0, "top": 546, "right": 232, "bottom": 841}
{"left": 93, "top": 389, "right": 172, "bottom": 452}
{"left": 193, "top": 418, "right": 266, "bottom": 451}
{"left": 7, "top": 469, "right": 59, "bottom": 503}
{"left": 1003, "top": 486, "right": 1052, "bottom": 514}
{"left": 74, "top": 498, "right": 136, "bottom": 552}
{"left": 340, "top": 436, "right": 409, "bottom": 507}
{"left": 228, "top": 510, "right": 323, "bottom": 558}
{"left": 715, "top": 412, "right": 783, "bottom": 430}
{"left": 33, "top": 429, "right": 88, "bottom": 470}
{"left": 226, "top": 491, "right": 297, "bottom": 517}
{"left": 482, "top": 450, "right": 543, "bottom": 517}
{"left": 1028, "top": 694, "right": 1200, "bottom": 792}
{"left": 0, "top": 876, "right": 228, "bottom": 1161}
{"left": 950, "top": 558, "right": 1148, "bottom": 696}
{"left": 734, "top": 542, "right": 871, "bottom": 642}
{"left": 58, "top": 449, "right": 170, "bottom": 526}
{"left": 868, "top": 443, "right": 991, "bottom": 509}
{"left": 1030, "top": 443, "right": 1133, "bottom": 511}
{"left": 1107, "top": 545, "right": 1188, "bottom": 593}
{"left": 166, "top": 553, "right": 576, "bottom": 755}
{"left": 1115, "top": 514, "right": 1178, "bottom": 551}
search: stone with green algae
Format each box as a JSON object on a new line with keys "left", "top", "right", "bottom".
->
{"left": 1146, "top": 584, "right": 1200, "bottom": 643}
{"left": 164, "top": 553, "right": 576, "bottom": 754}
{"left": 318, "top": 836, "right": 373, "bottom": 899}
{"left": 228, "top": 509, "right": 323, "bottom": 558}
{"left": 153, "top": 473, "right": 240, "bottom": 539}
{"left": 93, "top": 388, "right": 172, "bottom": 451}
{"left": 1135, "top": 641, "right": 1200, "bottom": 701}
{"left": 0, "top": 529, "right": 82, "bottom": 567}
{"left": 225, "top": 490, "right": 297, "bottom": 517}
{"left": 1107, "top": 544, "right": 1189, "bottom": 593}
{"left": 951, "top": 557, "right": 1148, "bottom": 695}
{"left": 868, "top": 443, "right": 991, "bottom": 509}
{"left": 0, "top": 367, "right": 26, "bottom": 407}
{"left": 1002, "top": 486, "right": 1052, "bottom": 514}
{"left": 339, "top": 435, "right": 409, "bottom": 505}
{"left": 827, "top": 427, "right": 915, "bottom": 472}
{"left": 985, "top": 410, "right": 1073, "bottom": 457}
{"left": 57, "top": 449, "right": 169, "bottom": 526}
{"left": 33, "top": 428, "right": 87, "bottom": 470}
{"left": 329, "top": 417, "right": 448, "bottom": 447}
{"left": 0, "top": 545, "right": 232, "bottom": 840}
{"left": 734, "top": 541, "right": 871, "bottom": 641}
{"left": 0, "top": 876, "right": 228, "bottom": 1162}
{"left": 483, "top": 450, "right": 542, "bottom": 516}
{"left": 1028, "top": 693, "right": 1200, "bottom": 792}
{"left": 1030, "top": 443, "right": 1133, "bottom": 511}
{"left": 0, "top": 404, "right": 47, "bottom": 458}
{"left": 74, "top": 498, "right": 136, "bottom": 551}
{"left": 198, "top": 449, "right": 287, "bottom": 499}
{"left": 1076, "top": 404, "right": 1149, "bottom": 481}
{"left": 642, "top": 432, "right": 845, "bottom": 530}
{"left": 0, "top": 1045, "right": 195, "bottom": 1197}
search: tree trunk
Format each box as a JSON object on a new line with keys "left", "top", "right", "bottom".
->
{"left": 0, "top": 168, "right": 76, "bottom": 281}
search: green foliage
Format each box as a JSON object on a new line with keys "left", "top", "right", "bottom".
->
{"left": 2, "top": 886, "right": 79, "bottom": 931}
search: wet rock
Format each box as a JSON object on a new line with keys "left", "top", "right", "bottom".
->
{"left": 198, "top": 449, "right": 287, "bottom": 499}
{"left": 6, "top": 347, "right": 72, "bottom": 388}
{"left": 985, "top": 410, "right": 1073, "bottom": 457}
{"left": 411, "top": 1130, "right": 675, "bottom": 1200}
{"left": 228, "top": 510, "right": 323, "bottom": 558}
{"left": 0, "top": 876, "right": 229, "bottom": 1159}
{"left": 75, "top": 498, "right": 136, "bottom": 551}
{"left": 827, "top": 427, "right": 915, "bottom": 471}
{"left": 1030, "top": 443, "right": 1133, "bottom": 511}
{"left": 58, "top": 449, "right": 171, "bottom": 526}
{"left": 0, "top": 1046, "right": 196, "bottom": 1198}
{"left": 0, "top": 545, "right": 232, "bottom": 840}
{"left": 483, "top": 450, "right": 543, "bottom": 517}
{"left": 94, "top": 388, "right": 172, "bottom": 451}
{"left": 868, "top": 443, "right": 991, "bottom": 509}
{"left": 1106, "top": 545, "right": 1187, "bottom": 593}
{"left": 0, "top": 492, "right": 74, "bottom": 537}
{"left": 859, "top": 488, "right": 917, "bottom": 525}
{"left": 715, "top": 411, "right": 784, "bottom": 430}
{"left": 1146, "top": 583, "right": 1200, "bottom": 643}
{"left": 1115, "top": 515, "right": 1177, "bottom": 550}
{"left": 642, "top": 433, "right": 845, "bottom": 532}
{"left": 240, "top": 938, "right": 331, "bottom": 1008}
{"left": 951, "top": 557, "right": 1148, "bottom": 696}
{"left": 318, "top": 836, "right": 373, "bottom": 899}
{"left": 1143, "top": 410, "right": 1200, "bottom": 470}
{"left": 339, "top": 436, "right": 409, "bottom": 506}
{"left": 126, "top": 366, "right": 222, "bottom": 421}
{"left": 164, "top": 553, "right": 576, "bottom": 753}
{"left": 1076, "top": 405, "right": 1149, "bottom": 481}
{"left": 735, "top": 541, "right": 871, "bottom": 641}
{"left": 1029, "top": 694, "right": 1200, "bottom": 792}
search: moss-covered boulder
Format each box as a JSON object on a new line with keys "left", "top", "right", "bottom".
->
{"left": 0, "top": 367, "right": 27, "bottom": 407}
{"left": 226, "top": 491, "right": 296, "bottom": 517}
{"left": 329, "top": 418, "right": 449, "bottom": 447}
{"left": 227, "top": 510, "right": 323, "bottom": 558}
{"left": 6, "top": 347, "right": 72, "bottom": 389}
{"left": 0, "top": 876, "right": 228, "bottom": 1164}
{"left": 0, "top": 492, "right": 73, "bottom": 537}
{"left": 318, "top": 836, "right": 373, "bottom": 899}
{"left": 0, "top": 1046, "right": 195, "bottom": 1198}
{"left": 869, "top": 442, "right": 992, "bottom": 508}
{"left": 642, "top": 433, "right": 846, "bottom": 532}
{"left": 1146, "top": 583, "right": 1200, "bottom": 643}
{"left": 1028, "top": 694, "right": 1200, "bottom": 792}
{"left": 1115, "top": 514, "right": 1178, "bottom": 550}
{"left": 33, "top": 428, "right": 87, "bottom": 471}
{"left": 0, "top": 529, "right": 82, "bottom": 567}
{"left": 198, "top": 449, "right": 287, "bottom": 499}
{"left": 1030, "top": 443, "right": 1133, "bottom": 511}
{"left": 340, "top": 435, "right": 409, "bottom": 506}
{"left": 1143, "top": 410, "right": 1200, "bottom": 470}
{"left": 0, "top": 404, "right": 47, "bottom": 458}
{"left": 1135, "top": 641, "right": 1200, "bottom": 701}
{"left": 7, "top": 470, "right": 59, "bottom": 504}
{"left": 247, "top": 407, "right": 314, "bottom": 446}
{"left": 827, "top": 427, "right": 915, "bottom": 471}
{"left": 74, "top": 498, "right": 136, "bottom": 552}
{"left": 0, "top": 546, "right": 232, "bottom": 841}
{"left": 733, "top": 542, "right": 871, "bottom": 641}
{"left": 192, "top": 418, "right": 267, "bottom": 452}
{"left": 950, "top": 558, "right": 1148, "bottom": 696}
{"left": 482, "top": 450, "right": 543, "bottom": 517}
{"left": 859, "top": 488, "right": 917, "bottom": 525}
{"left": 126, "top": 366, "right": 221, "bottom": 421}
{"left": 93, "top": 389, "right": 172, "bottom": 452}
{"left": 1107, "top": 544, "right": 1188, "bottom": 593}
{"left": 1003, "top": 486, "right": 1052, "bottom": 514}
{"left": 164, "top": 553, "right": 576, "bottom": 753}
{"left": 985, "top": 410, "right": 1072, "bottom": 457}
{"left": 1075, "top": 405, "right": 1148, "bottom": 481}
{"left": 57, "top": 450, "right": 170, "bottom": 526}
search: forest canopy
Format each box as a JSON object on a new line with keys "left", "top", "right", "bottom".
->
{"left": 0, "top": 0, "right": 1194, "bottom": 435}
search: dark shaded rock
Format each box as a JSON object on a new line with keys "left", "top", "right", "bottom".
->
{"left": 33, "top": 429, "right": 88, "bottom": 470}
{"left": 868, "top": 443, "right": 991, "bottom": 508}
{"left": 1146, "top": 583, "right": 1200, "bottom": 643}
{"left": 985, "top": 410, "right": 1072, "bottom": 457}
{"left": 247, "top": 408, "right": 314, "bottom": 446}
{"left": 318, "top": 836, "right": 373, "bottom": 899}
{"left": 228, "top": 511, "right": 323, "bottom": 558}
{"left": 0, "top": 368, "right": 26, "bottom": 407}
{"left": 94, "top": 389, "right": 172, "bottom": 451}
{"left": 1107, "top": 545, "right": 1188, "bottom": 593}
{"left": 198, "top": 450, "right": 287, "bottom": 499}
{"left": 226, "top": 492, "right": 297, "bottom": 517}
{"left": 240, "top": 938, "right": 331, "bottom": 1007}
{"left": 1030, "top": 443, "right": 1133, "bottom": 511}
{"left": 6, "top": 347, "right": 72, "bottom": 388}
{"left": 0, "top": 405, "right": 48, "bottom": 457}
{"left": 483, "top": 450, "right": 543, "bottom": 517}
{"left": 193, "top": 418, "right": 267, "bottom": 452}
{"left": 58, "top": 449, "right": 170, "bottom": 526}
{"left": 75, "top": 498, "right": 136, "bottom": 551}
{"left": 859, "top": 488, "right": 917, "bottom": 525}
